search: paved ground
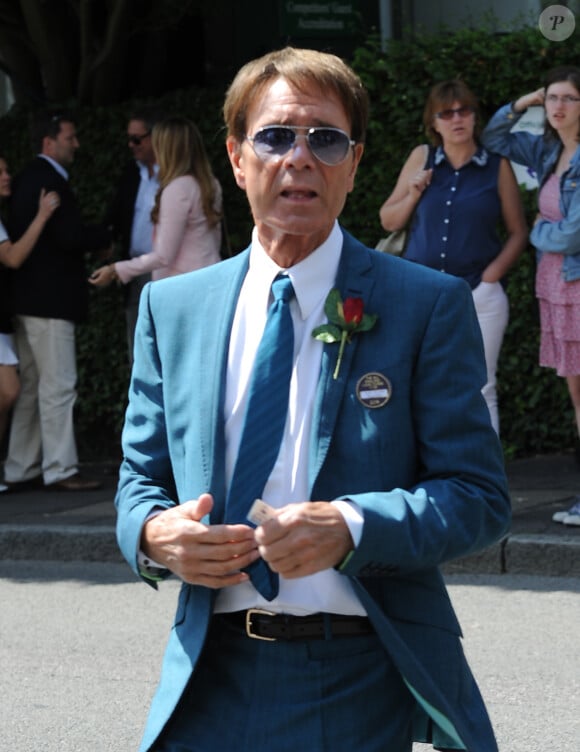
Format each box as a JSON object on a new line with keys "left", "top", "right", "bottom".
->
{"left": 1, "top": 562, "right": 578, "bottom": 752}
{"left": 1, "top": 453, "right": 579, "bottom": 575}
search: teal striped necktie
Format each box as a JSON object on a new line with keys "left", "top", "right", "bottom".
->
{"left": 225, "top": 274, "right": 295, "bottom": 600}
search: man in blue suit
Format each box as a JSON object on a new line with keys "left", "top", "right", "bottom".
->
{"left": 116, "top": 47, "right": 510, "bottom": 752}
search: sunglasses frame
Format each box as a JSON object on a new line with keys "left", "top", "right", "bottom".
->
{"left": 434, "top": 106, "right": 474, "bottom": 121}
{"left": 128, "top": 131, "right": 151, "bottom": 146}
{"left": 246, "top": 125, "right": 355, "bottom": 166}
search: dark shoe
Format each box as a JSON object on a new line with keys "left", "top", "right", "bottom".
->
{"left": 2, "top": 476, "right": 44, "bottom": 493}
{"left": 45, "top": 473, "right": 102, "bottom": 492}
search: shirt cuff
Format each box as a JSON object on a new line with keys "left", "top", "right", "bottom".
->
{"left": 137, "top": 550, "right": 169, "bottom": 582}
{"left": 331, "top": 499, "right": 363, "bottom": 547}
{"left": 138, "top": 509, "right": 168, "bottom": 579}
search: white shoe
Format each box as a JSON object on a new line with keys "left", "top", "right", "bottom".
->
{"left": 553, "top": 498, "right": 580, "bottom": 524}
{"left": 0, "top": 483, "right": 8, "bottom": 493}
{"left": 563, "top": 501, "right": 580, "bottom": 526}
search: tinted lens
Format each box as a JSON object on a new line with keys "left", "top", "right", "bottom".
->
{"left": 250, "top": 126, "right": 352, "bottom": 165}
{"left": 307, "top": 128, "right": 351, "bottom": 165}
{"left": 128, "top": 133, "right": 149, "bottom": 145}
{"left": 436, "top": 106, "right": 473, "bottom": 121}
{"left": 252, "top": 127, "right": 296, "bottom": 158}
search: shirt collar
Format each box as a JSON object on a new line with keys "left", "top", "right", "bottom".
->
{"left": 248, "top": 221, "right": 342, "bottom": 321}
{"left": 434, "top": 144, "right": 489, "bottom": 167}
{"left": 38, "top": 154, "right": 68, "bottom": 180}
{"left": 137, "top": 161, "right": 159, "bottom": 180}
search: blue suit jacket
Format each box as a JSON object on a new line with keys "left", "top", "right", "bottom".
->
{"left": 116, "top": 228, "right": 510, "bottom": 752}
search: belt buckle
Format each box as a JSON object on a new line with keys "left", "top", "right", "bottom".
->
{"left": 245, "top": 608, "right": 277, "bottom": 641}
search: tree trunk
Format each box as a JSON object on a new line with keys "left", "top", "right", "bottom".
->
{"left": 19, "top": 0, "right": 78, "bottom": 102}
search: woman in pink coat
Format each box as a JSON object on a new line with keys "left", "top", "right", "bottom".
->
{"left": 91, "top": 117, "right": 222, "bottom": 286}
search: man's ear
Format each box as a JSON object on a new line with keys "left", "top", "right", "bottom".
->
{"left": 42, "top": 135, "right": 55, "bottom": 158}
{"left": 226, "top": 136, "right": 246, "bottom": 191}
{"left": 346, "top": 143, "right": 364, "bottom": 194}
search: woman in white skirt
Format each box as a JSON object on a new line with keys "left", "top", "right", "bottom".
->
{"left": 0, "top": 155, "right": 60, "bottom": 489}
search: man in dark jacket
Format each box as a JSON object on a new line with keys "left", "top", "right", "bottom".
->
{"left": 103, "top": 109, "right": 159, "bottom": 363}
{"left": 3, "top": 110, "right": 111, "bottom": 492}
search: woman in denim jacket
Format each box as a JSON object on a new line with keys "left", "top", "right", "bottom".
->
{"left": 483, "top": 65, "right": 580, "bottom": 526}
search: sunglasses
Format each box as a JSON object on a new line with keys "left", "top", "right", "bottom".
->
{"left": 128, "top": 131, "right": 151, "bottom": 146}
{"left": 435, "top": 106, "right": 474, "bottom": 121}
{"left": 246, "top": 125, "right": 355, "bottom": 166}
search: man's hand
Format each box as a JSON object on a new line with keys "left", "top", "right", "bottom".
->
{"left": 255, "top": 502, "right": 354, "bottom": 578}
{"left": 141, "top": 493, "right": 260, "bottom": 587}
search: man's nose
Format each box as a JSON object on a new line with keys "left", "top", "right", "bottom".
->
{"left": 283, "top": 134, "right": 315, "bottom": 165}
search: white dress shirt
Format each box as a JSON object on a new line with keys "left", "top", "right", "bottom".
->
{"left": 215, "top": 221, "right": 365, "bottom": 616}
{"left": 130, "top": 162, "right": 159, "bottom": 258}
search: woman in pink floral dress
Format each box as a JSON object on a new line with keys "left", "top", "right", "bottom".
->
{"left": 484, "top": 66, "right": 580, "bottom": 525}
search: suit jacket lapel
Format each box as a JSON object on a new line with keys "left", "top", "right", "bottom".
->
{"left": 199, "top": 250, "right": 249, "bottom": 523}
{"left": 308, "top": 230, "right": 376, "bottom": 492}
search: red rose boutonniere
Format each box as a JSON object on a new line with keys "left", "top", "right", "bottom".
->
{"left": 312, "top": 289, "right": 378, "bottom": 379}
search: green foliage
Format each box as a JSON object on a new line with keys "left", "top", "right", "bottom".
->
{"left": 1, "top": 24, "right": 579, "bottom": 458}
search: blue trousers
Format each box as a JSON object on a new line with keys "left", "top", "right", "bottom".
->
{"left": 152, "top": 616, "right": 415, "bottom": 752}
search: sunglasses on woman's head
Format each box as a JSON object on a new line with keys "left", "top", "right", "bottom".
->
{"left": 246, "top": 125, "right": 355, "bottom": 166}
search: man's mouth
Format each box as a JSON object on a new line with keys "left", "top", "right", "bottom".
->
{"left": 280, "top": 189, "right": 317, "bottom": 199}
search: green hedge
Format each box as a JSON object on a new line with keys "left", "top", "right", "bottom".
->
{"left": 1, "top": 25, "right": 578, "bottom": 458}
{"left": 346, "top": 26, "right": 580, "bottom": 458}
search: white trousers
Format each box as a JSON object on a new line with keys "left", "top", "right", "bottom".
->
{"left": 472, "top": 281, "right": 509, "bottom": 435}
{"left": 4, "top": 316, "right": 78, "bottom": 484}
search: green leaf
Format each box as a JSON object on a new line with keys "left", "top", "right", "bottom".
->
{"left": 312, "top": 324, "right": 342, "bottom": 343}
{"left": 356, "top": 313, "right": 378, "bottom": 332}
{"left": 323, "top": 288, "right": 345, "bottom": 326}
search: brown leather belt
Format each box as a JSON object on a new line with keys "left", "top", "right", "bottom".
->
{"left": 217, "top": 608, "right": 373, "bottom": 642}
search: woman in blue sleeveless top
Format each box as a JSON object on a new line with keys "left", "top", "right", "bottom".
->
{"left": 380, "top": 80, "right": 528, "bottom": 435}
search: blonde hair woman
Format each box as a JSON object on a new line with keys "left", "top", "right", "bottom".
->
{"left": 91, "top": 116, "right": 222, "bottom": 287}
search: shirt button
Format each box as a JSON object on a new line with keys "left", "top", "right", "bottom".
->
{"left": 451, "top": 187, "right": 456, "bottom": 192}
{"left": 442, "top": 236, "right": 447, "bottom": 241}
{"left": 446, "top": 200, "right": 451, "bottom": 205}
{"left": 444, "top": 218, "right": 449, "bottom": 224}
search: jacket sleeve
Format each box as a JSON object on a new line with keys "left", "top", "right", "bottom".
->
{"left": 115, "top": 283, "right": 177, "bottom": 578}
{"left": 481, "top": 103, "right": 546, "bottom": 171}
{"left": 483, "top": 105, "right": 580, "bottom": 256}
{"left": 530, "top": 176, "right": 580, "bottom": 255}
{"left": 13, "top": 164, "right": 111, "bottom": 255}
{"left": 115, "top": 177, "right": 195, "bottom": 283}
{"left": 339, "top": 277, "right": 511, "bottom": 577}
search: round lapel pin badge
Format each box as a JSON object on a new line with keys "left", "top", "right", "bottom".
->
{"left": 356, "top": 372, "right": 392, "bottom": 409}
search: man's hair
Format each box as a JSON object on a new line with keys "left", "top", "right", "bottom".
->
{"left": 30, "top": 109, "right": 76, "bottom": 153}
{"left": 128, "top": 107, "right": 163, "bottom": 133}
{"left": 423, "top": 79, "right": 480, "bottom": 146}
{"left": 223, "top": 46, "right": 369, "bottom": 144}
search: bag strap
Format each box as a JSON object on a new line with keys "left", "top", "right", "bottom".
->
{"left": 423, "top": 143, "right": 435, "bottom": 170}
